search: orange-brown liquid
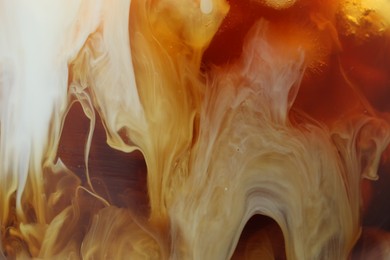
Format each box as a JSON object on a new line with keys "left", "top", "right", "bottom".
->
{"left": 2, "top": 0, "right": 390, "bottom": 258}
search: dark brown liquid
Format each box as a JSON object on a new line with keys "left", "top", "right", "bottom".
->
{"left": 57, "top": 102, "right": 150, "bottom": 217}
{"left": 57, "top": 1, "right": 390, "bottom": 258}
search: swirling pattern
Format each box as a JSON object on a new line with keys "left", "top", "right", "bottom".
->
{"left": 1, "top": 0, "right": 390, "bottom": 259}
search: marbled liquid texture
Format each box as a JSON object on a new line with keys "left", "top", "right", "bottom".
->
{"left": 1, "top": 0, "right": 390, "bottom": 259}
